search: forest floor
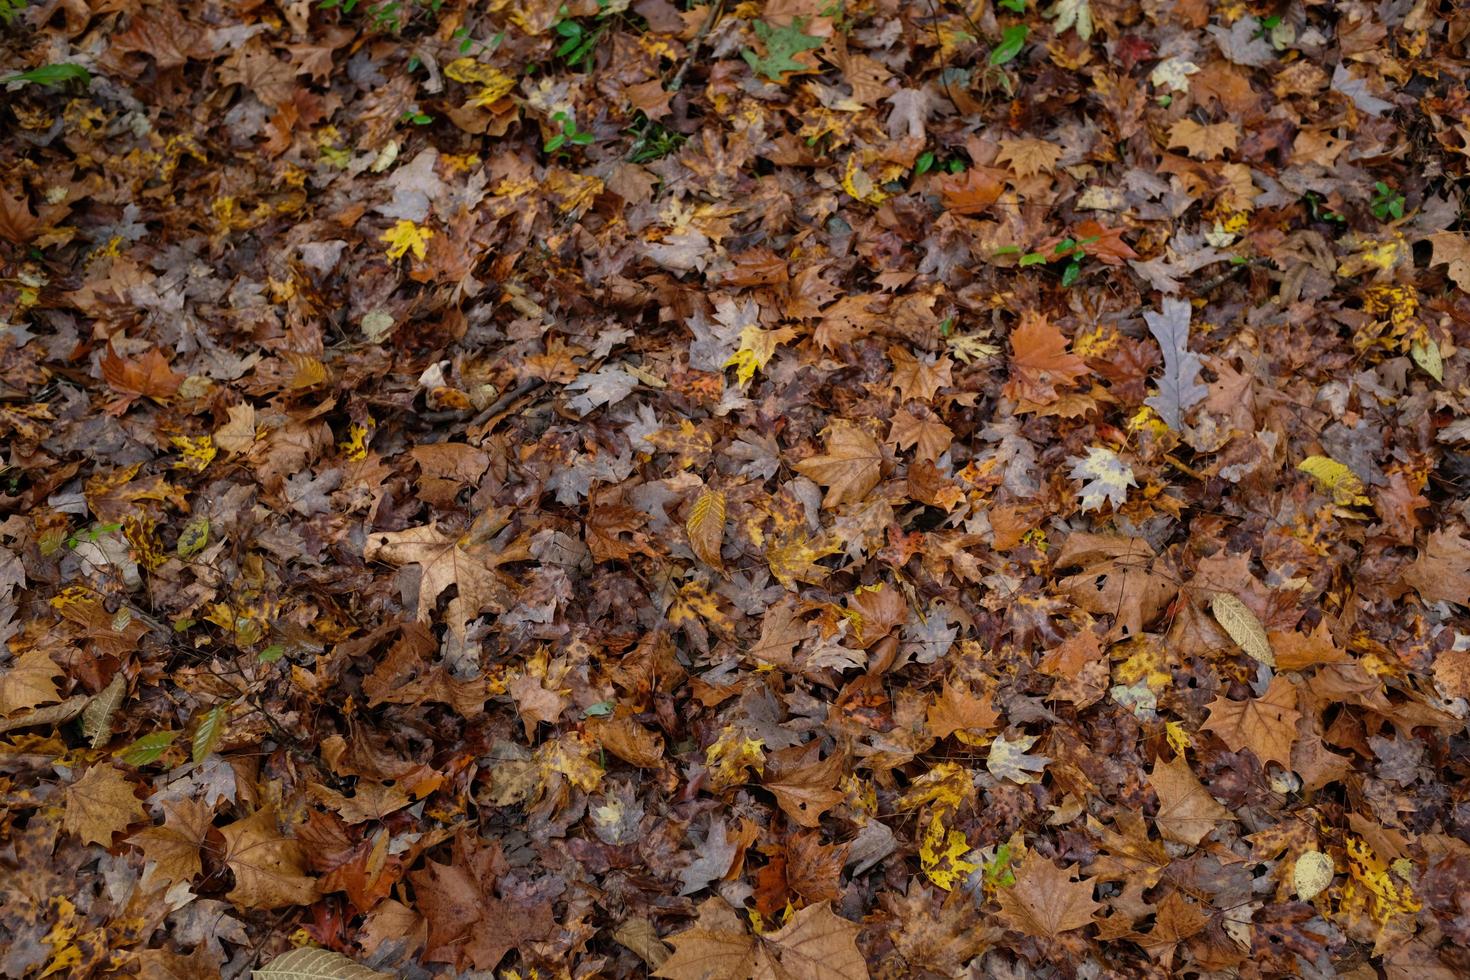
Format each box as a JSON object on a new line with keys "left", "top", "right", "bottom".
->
{"left": 3, "top": 0, "right": 1470, "bottom": 977}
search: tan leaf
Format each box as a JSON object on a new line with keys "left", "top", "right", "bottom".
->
{"left": 764, "top": 751, "right": 847, "bottom": 828}
{"left": 686, "top": 488, "right": 727, "bottom": 572}
{"left": 1148, "top": 754, "right": 1233, "bottom": 845}
{"left": 794, "top": 423, "right": 884, "bottom": 509}
{"left": 654, "top": 899, "right": 867, "bottom": 980}
{"left": 507, "top": 672, "right": 569, "bottom": 737}
{"left": 997, "top": 857, "right": 1103, "bottom": 939}
{"left": 254, "top": 947, "right": 392, "bottom": 980}
{"left": 762, "top": 900, "right": 867, "bottom": 979}
{"left": 100, "top": 345, "right": 183, "bottom": 403}
{"left": 82, "top": 673, "right": 126, "bottom": 749}
{"left": 935, "top": 167, "right": 1003, "bottom": 215}
{"left": 63, "top": 763, "right": 148, "bottom": 846}
{"left": 129, "top": 798, "right": 214, "bottom": 886}
{"left": 0, "top": 649, "right": 64, "bottom": 715}
{"left": 1428, "top": 231, "right": 1470, "bottom": 292}
{"left": 587, "top": 716, "right": 666, "bottom": 768}
{"left": 887, "top": 408, "right": 954, "bottom": 463}
{"left": 1167, "top": 119, "right": 1240, "bottom": 159}
{"left": 995, "top": 138, "right": 1064, "bottom": 178}
{"left": 926, "top": 680, "right": 1000, "bottom": 740}
{"left": 653, "top": 898, "right": 761, "bottom": 980}
{"left": 308, "top": 780, "right": 412, "bottom": 824}
{"left": 214, "top": 403, "right": 258, "bottom": 455}
{"left": 1293, "top": 850, "right": 1334, "bottom": 901}
{"left": 363, "top": 524, "right": 511, "bottom": 645}
{"left": 220, "top": 808, "right": 320, "bottom": 909}
{"left": 1202, "top": 675, "right": 1301, "bottom": 767}
{"left": 1400, "top": 529, "right": 1470, "bottom": 607}
{"left": 1210, "top": 593, "right": 1275, "bottom": 666}
{"left": 888, "top": 345, "right": 952, "bottom": 403}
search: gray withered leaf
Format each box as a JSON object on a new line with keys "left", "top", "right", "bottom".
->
{"left": 1143, "top": 298, "right": 1207, "bottom": 431}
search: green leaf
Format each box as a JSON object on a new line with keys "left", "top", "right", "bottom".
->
{"left": 1019, "top": 252, "right": 1047, "bottom": 267}
{"left": 989, "top": 25, "right": 1029, "bottom": 66}
{"left": 1061, "top": 258, "right": 1081, "bottom": 287}
{"left": 583, "top": 700, "right": 615, "bottom": 718}
{"left": 258, "top": 643, "right": 286, "bottom": 664}
{"left": 1, "top": 61, "right": 92, "bottom": 87}
{"left": 176, "top": 517, "right": 210, "bottom": 559}
{"left": 192, "top": 704, "right": 227, "bottom": 764}
{"left": 545, "top": 133, "right": 566, "bottom": 152}
{"left": 915, "top": 151, "right": 935, "bottom": 175}
{"left": 741, "top": 18, "right": 824, "bottom": 82}
{"left": 117, "top": 730, "right": 180, "bottom": 767}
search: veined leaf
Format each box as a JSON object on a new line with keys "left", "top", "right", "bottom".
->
{"left": 253, "top": 947, "right": 392, "bottom": 979}
{"left": 116, "top": 730, "right": 180, "bottom": 766}
{"left": 192, "top": 704, "right": 227, "bottom": 763}
{"left": 82, "top": 674, "right": 126, "bottom": 749}
{"left": 1143, "top": 297, "right": 1207, "bottom": 431}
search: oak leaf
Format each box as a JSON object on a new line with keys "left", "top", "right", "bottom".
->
{"left": 63, "top": 763, "right": 148, "bottom": 846}
{"left": 1202, "top": 676, "right": 1301, "bottom": 768}
{"left": 997, "top": 857, "right": 1102, "bottom": 938}
{"left": 794, "top": 423, "right": 884, "bottom": 509}
{"left": 1148, "top": 755, "right": 1233, "bottom": 845}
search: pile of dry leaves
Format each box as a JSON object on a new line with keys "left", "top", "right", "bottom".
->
{"left": 2, "top": 0, "right": 1470, "bottom": 976}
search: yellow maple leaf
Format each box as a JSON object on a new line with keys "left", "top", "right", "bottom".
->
{"left": 724, "top": 324, "right": 797, "bottom": 387}
{"left": 919, "top": 812, "right": 978, "bottom": 891}
{"left": 1298, "top": 455, "right": 1370, "bottom": 507}
{"left": 705, "top": 727, "right": 765, "bottom": 791}
{"left": 380, "top": 219, "right": 433, "bottom": 261}
{"left": 898, "top": 761, "right": 973, "bottom": 812}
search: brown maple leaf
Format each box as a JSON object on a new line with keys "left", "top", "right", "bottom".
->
{"left": 997, "top": 856, "right": 1103, "bottom": 939}
{"left": 888, "top": 345, "right": 953, "bottom": 403}
{"left": 1004, "top": 312, "right": 1090, "bottom": 408}
{"left": 1400, "top": 528, "right": 1470, "bottom": 608}
{"left": 219, "top": 808, "right": 319, "bottom": 909}
{"left": 100, "top": 345, "right": 183, "bottom": 408}
{"left": 654, "top": 899, "right": 867, "bottom": 980}
{"left": 129, "top": 798, "right": 214, "bottom": 887}
{"left": 1203, "top": 676, "right": 1301, "bottom": 768}
{"left": 936, "top": 168, "right": 1003, "bottom": 215}
{"left": 363, "top": 523, "right": 512, "bottom": 646}
{"left": 764, "top": 750, "right": 847, "bottom": 828}
{"left": 784, "top": 831, "right": 847, "bottom": 903}
{"left": 63, "top": 763, "right": 148, "bottom": 846}
{"left": 794, "top": 422, "right": 885, "bottom": 509}
{"left": 0, "top": 650, "right": 64, "bottom": 716}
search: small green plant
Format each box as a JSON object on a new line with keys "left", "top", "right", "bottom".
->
{"left": 627, "top": 118, "right": 685, "bottom": 163}
{"left": 400, "top": 108, "right": 433, "bottom": 125}
{"left": 318, "top": 0, "right": 443, "bottom": 34}
{"left": 65, "top": 522, "right": 123, "bottom": 550}
{"left": 1000, "top": 234, "right": 1100, "bottom": 287}
{"left": 1303, "top": 192, "right": 1346, "bottom": 224}
{"left": 2, "top": 63, "right": 92, "bottom": 89}
{"left": 913, "top": 152, "right": 966, "bottom": 177}
{"left": 989, "top": 24, "right": 1029, "bottom": 67}
{"left": 545, "top": 111, "right": 594, "bottom": 153}
{"left": 452, "top": 26, "right": 506, "bottom": 57}
{"left": 553, "top": 3, "right": 613, "bottom": 70}
{"left": 997, "top": 0, "right": 1027, "bottom": 11}
{"left": 0, "top": 0, "right": 28, "bottom": 25}
{"left": 1370, "top": 181, "right": 1405, "bottom": 221}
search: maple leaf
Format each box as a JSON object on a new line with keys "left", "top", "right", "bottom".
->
{"left": 987, "top": 732, "right": 1051, "bottom": 784}
{"left": 129, "top": 798, "right": 213, "bottom": 887}
{"left": 1202, "top": 676, "right": 1301, "bottom": 768}
{"left": 363, "top": 524, "right": 510, "bottom": 646}
{"left": 936, "top": 168, "right": 1003, "bottom": 215}
{"left": 997, "top": 857, "right": 1102, "bottom": 938}
{"left": 679, "top": 817, "right": 742, "bottom": 896}
{"left": 63, "top": 763, "right": 148, "bottom": 846}
{"left": 995, "top": 138, "right": 1064, "bottom": 178}
{"left": 1168, "top": 119, "right": 1240, "bottom": 160}
{"left": 1427, "top": 232, "right": 1470, "bottom": 291}
{"left": 565, "top": 367, "right": 639, "bottom": 416}
{"left": 1148, "top": 755, "right": 1233, "bottom": 845}
{"left": 380, "top": 219, "right": 433, "bottom": 261}
{"left": 926, "top": 680, "right": 1000, "bottom": 741}
{"left": 742, "top": 18, "right": 825, "bottom": 82}
{"left": 887, "top": 345, "right": 952, "bottom": 403}
{"left": 219, "top": 808, "right": 319, "bottom": 909}
{"left": 764, "top": 751, "right": 847, "bottom": 828}
{"left": 1142, "top": 297, "right": 1207, "bottom": 431}
{"left": 920, "top": 812, "right": 978, "bottom": 891}
{"left": 0, "top": 649, "right": 64, "bottom": 715}
{"left": 726, "top": 324, "right": 798, "bottom": 387}
{"left": 655, "top": 899, "right": 867, "bottom": 980}
{"left": 1068, "top": 446, "right": 1136, "bottom": 512}
{"left": 1004, "top": 312, "right": 1089, "bottom": 407}
{"left": 1400, "top": 528, "right": 1470, "bottom": 607}
{"left": 100, "top": 345, "right": 184, "bottom": 406}
{"left": 794, "top": 422, "right": 884, "bottom": 509}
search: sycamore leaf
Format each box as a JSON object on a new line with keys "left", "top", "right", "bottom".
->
{"left": 726, "top": 325, "right": 798, "bottom": 387}
{"left": 919, "top": 812, "right": 978, "bottom": 890}
{"left": 1148, "top": 755, "right": 1232, "bottom": 845}
{"left": 1202, "top": 676, "right": 1300, "bottom": 767}
{"left": 253, "top": 947, "right": 393, "bottom": 979}
{"left": 0, "top": 649, "right": 64, "bottom": 715}
{"left": 1143, "top": 298, "right": 1207, "bottom": 431}
{"left": 380, "top": 219, "right": 433, "bottom": 261}
{"left": 1068, "top": 446, "right": 1136, "bottom": 512}
{"left": 1167, "top": 119, "right": 1240, "bottom": 160}
{"left": 220, "top": 808, "right": 320, "bottom": 909}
